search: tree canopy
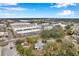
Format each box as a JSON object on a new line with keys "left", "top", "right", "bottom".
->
{"left": 41, "top": 25, "right": 65, "bottom": 39}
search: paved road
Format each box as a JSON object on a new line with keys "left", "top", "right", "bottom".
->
{"left": 1, "top": 42, "right": 18, "bottom": 56}
{"left": 8, "top": 30, "right": 14, "bottom": 40}
{"left": 1, "top": 30, "right": 18, "bottom": 56}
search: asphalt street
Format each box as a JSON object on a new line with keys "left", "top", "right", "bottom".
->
{"left": 1, "top": 30, "right": 18, "bottom": 56}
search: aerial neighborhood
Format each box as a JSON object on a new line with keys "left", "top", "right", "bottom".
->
{"left": 0, "top": 18, "right": 79, "bottom": 56}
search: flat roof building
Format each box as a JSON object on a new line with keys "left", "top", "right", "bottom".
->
{"left": 10, "top": 22, "right": 42, "bottom": 36}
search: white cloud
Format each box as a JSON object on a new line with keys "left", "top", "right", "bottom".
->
{"left": 50, "top": 3, "right": 76, "bottom": 8}
{"left": 4, "top": 7, "right": 36, "bottom": 12}
{"left": 4, "top": 3, "right": 17, "bottom": 5}
{"left": 0, "top": 3, "right": 17, "bottom": 6}
{"left": 0, "top": 3, "right": 36, "bottom": 13}
{"left": 58, "top": 10, "right": 74, "bottom": 15}
{"left": 5, "top": 7, "right": 26, "bottom": 11}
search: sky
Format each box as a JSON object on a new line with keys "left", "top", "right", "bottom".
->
{"left": 0, "top": 3, "right": 79, "bottom": 18}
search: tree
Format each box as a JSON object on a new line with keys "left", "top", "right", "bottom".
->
{"left": 43, "top": 42, "right": 54, "bottom": 56}
{"left": 65, "top": 23, "right": 74, "bottom": 29}
{"left": 24, "top": 47, "right": 33, "bottom": 56}
{"left": 16, "top": 43, "right": 24, "bottom": 55}
{"left": 41, "top": 30, "right": 50, "bottom": 39}
{"left": 26, "top": 36, "right": 38, "bottom": 44}
{"left": 65, "top": 24, "right": 74, "bottom": 35}
{"left": 43, "top": 39, "right": 79, "bottom": 56}
{"left": 41, "top": 25, "right": 65, "bottom": 40}
{"left": 16, "top": 40, "right": 24, "bottom": 45}
{"left": 65, "top": 24, "right": 71, "bottom": 30}
{"left": 16, "top": 40, "right": 33, "bottom": 56}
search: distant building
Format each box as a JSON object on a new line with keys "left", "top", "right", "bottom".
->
{"left": 19, "top": 20, "right": 31, "bottom": 23}
{"left": 53, "top": 23, "right": 66, "bottom": 29}
{"left": 41, "top": 23, "right": 53, "bottom": 30}
{"left": 0, "top": 24, "right": 6, "bottom": 31}
{"left": 7, "top": 20, "right": 15, "bottom": 23}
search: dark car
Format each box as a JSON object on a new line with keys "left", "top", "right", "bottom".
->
{"left": 10, "top": 47, "right": 13, "bottom": 49}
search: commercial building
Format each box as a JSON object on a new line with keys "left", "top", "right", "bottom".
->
{"left": 10, "top": 22, "right": 42, "bottom": 36}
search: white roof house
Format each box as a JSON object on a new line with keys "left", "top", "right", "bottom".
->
{"left": 34, "top": 40, "right": 45, "bottom": 50}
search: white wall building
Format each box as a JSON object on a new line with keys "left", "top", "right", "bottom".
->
{"left": 10, "top": 22, "right": 42, "bottom": 35}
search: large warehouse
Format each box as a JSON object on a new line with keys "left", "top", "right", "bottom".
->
{"left": 10, "top": 22, "right": 53, "bottom": 35}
